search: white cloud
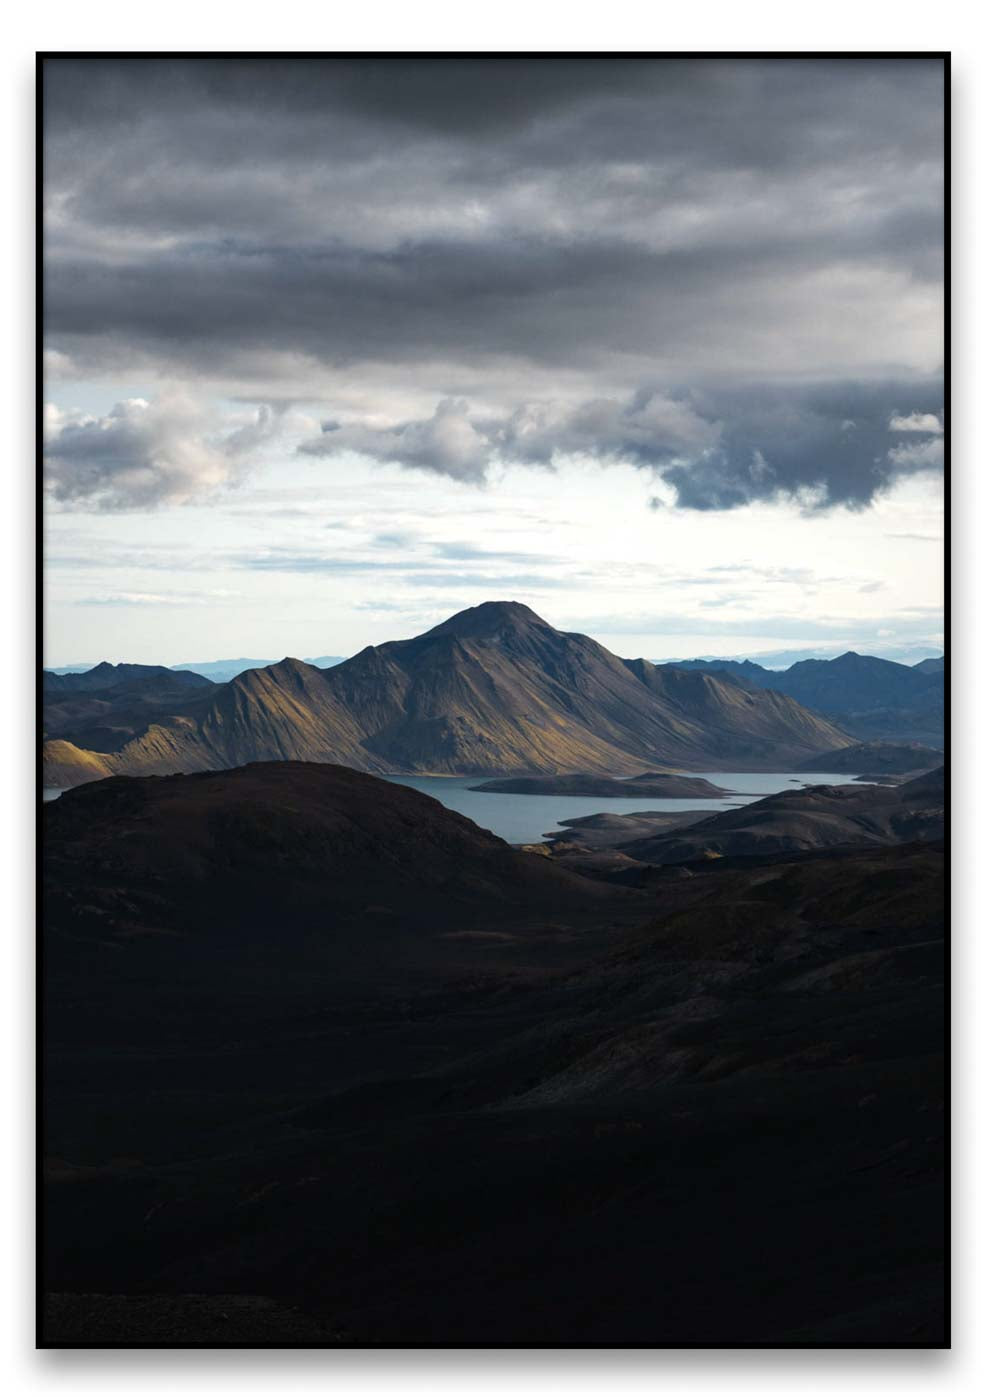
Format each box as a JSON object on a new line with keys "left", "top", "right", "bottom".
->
{"left": 43, "top": 347, "right": 78, "bottom": 380}
{"left": 887, "top": 437, "right": 944, "bottom": 472}
{"left": 300, "top": 391, "right": 722, "bottom": 485}
{"left": 301, "top": 398, "right": 492, "bottom": 483}
{"left": 43, "top": 391, "right": 283, "bottom": 510}
{"left": 889, "top": 411, "right": 943, "bottom": 434}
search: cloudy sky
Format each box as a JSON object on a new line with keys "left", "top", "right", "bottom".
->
{"left": 42, "top": 57, "right": 944, "bottom": 667}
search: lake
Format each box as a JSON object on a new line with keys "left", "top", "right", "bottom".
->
{"left": 43, "top": 771, "right": 863, "bottom": 845}
{"left": 384, "top": 771, "right": 861, "bottom": 845}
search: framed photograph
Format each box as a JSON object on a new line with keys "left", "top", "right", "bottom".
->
{"left": 38, "top": 53, "right": 946, "bottom": 1350}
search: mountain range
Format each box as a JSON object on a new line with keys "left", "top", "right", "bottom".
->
{"left": 171, "top": 655, "right": 346, "bottom": 682}
{"left": 42, "top": 661, "right": 212, "bottom": 696}
{"left": 664, "top": 650, "right": 944, "bottom": 744}
{"left": 46, "top": 656, "right": 347, "bottom": 683}
{"left": 43, "top": 602, "right": 853, "bottom": 789}
{"left": 665, "top": 645, "right": 943, "bottom": 670}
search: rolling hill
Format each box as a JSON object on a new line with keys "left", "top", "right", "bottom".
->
{"left": 42, "top": 603, "right": 853, "bottom": 788}
{"left": 42, "top": 758, "right": 943, "bottom": 1346}
{"left": 609, "top": 767, "right": 944, "bottom": 865}
{"left": 43, "top": 761, "right": 612, "bottom": 940}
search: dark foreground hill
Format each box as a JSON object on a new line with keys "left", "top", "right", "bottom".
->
{"left": 43, "top": 761, "right": 613, "bottom": 942}
{"left": 42, "top": 601, "right": 852, "bottom": 789}
{"left": 42, "top": 762, "right": 943, "bottom": 1345}
{"left": 610, "top": 768, "right": 944, "bottom": 865}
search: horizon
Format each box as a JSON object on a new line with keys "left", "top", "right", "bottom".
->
{"left": 43, "top": 598, "right": 945, "bottom": 673}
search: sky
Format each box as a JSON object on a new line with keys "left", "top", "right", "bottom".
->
{"left": 42, "top": 57, "right": 944, "bottom": 667}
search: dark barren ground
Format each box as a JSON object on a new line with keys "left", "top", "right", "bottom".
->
{"left": 42, "top": 763, "right": 944, "bottom": 1347}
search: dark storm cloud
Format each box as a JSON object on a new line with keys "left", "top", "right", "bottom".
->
{"left": 302, "top": 379, "right": 945, "bottom": 509}
{"left": 659, "top": 379, "right": 945, "bottom": 510}
{"left": 43, "top": 57, "right": 944, "bottom": 510}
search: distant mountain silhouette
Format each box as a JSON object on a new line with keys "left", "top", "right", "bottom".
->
{"left": 661, "top": 650, "right": 943, "bottom": 744}
{"left": 42, "top": 602, "right": 852, "bottom": 788}
{"left": 42, "top": 661, "right": 212, "bottom": 695}
{"left": 795, "top": 740, "right": 943, "bottom": 775}
{"left": 171, "top": 655, "right": 346, "bottom": 682}
{"left": 667, "top": 657, "right": 770, "bottom": 684}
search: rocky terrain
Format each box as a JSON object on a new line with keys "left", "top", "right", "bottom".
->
{"left": 42, "top": 760, "right": 944, "bottom": 1346}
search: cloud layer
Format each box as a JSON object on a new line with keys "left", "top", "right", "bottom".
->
{"left": 302, "top": 380, "right": 946, "bottom": 509}
{"left": 43, "top": 58, "right": 944, "bottom": 510}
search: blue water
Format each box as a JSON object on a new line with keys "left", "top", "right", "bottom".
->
{"left": 384, "top": 772, "right": 860, "bottom": 845}
{"left": 44, "top": 771, "right": 865, "bottom": 846}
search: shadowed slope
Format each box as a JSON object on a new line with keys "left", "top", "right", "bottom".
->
{"left": 614, "top": 768, "right": 944, "bottom": 864}
{"left": 43, "top": 769, "right": 943, "bottom": 1346}
{"left": 44, "top": 760, "right": 614, "bottom": 941}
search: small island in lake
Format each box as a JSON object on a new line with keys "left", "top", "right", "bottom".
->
{"left": 470, "top": 771, "right": 736, "bottom": 798}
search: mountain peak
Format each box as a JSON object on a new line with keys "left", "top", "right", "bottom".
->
{"left": 424, "top": 600, "right": 550, "bottom": 640}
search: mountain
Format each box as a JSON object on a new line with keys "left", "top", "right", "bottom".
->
{"left": 171, "top": 655, "right": 346, "bottom": 683}
{"left": 913, "top": 655, "right": 945, "bottom": 674}
{"left": 665, "top": 657, "right": 771, "bottom": 683}
{"left": 795, "top": 740, "right": 944, "bottom": 775}
{"left": 765, "top": 651, "right": 936, "bottom": 712}
{"left": 41, "top": 602, "right": 853, "bottom": 789}
{"left": 42, "top": 661, "right": 212, "bottom": 695}
{"left": 668, "top": 643, "right": 944, "bottom": 669}
{"left": 610, "top": 767, "right": 944, "bottom": 865}
{"left": 766, "top": 653, "right": 943, "bottom": 745}
{"left": 660, "top": 650, "right": 944, "bottom": 744}
{"left": 43, "top": 665, "right": 218, "bottom": 773}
